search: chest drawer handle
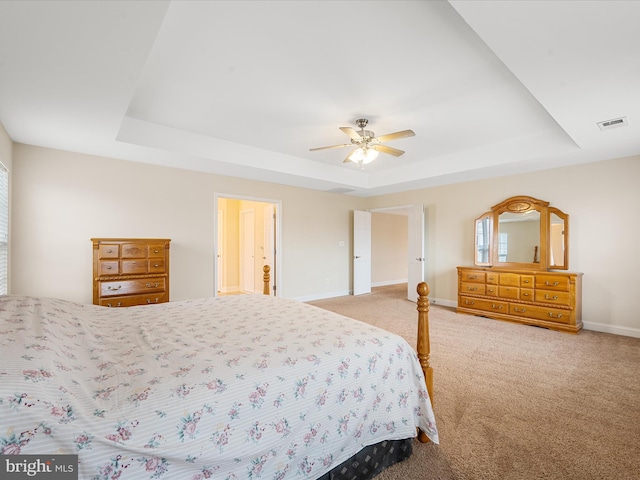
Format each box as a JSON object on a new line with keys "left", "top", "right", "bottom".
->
{"left": 514, "top": 307, "right": 526, "bottom": 313}
{"left": 147, "top": 298, "right": 160, "bottom": 304}
{"left": 106, "top": 265, "right": 113, "bottom": 270}
{"left": 107, "top": 285, "right": 121, "bottom": 291}
{"left": 467, "top": 274, "right": 478, "bottom": 279}
{"left": 106, "top": 302, "right": 122, "bottom": 307}
{"left": 545, "top": 281, "right": 559, "bottom": 286}
{"left": 467, "top": 286, "right": 478, "bottom": 291}
{"left": 522, "top": 293, "right": 531, "bottom": 297}
{"left": 545, "top": 294, "right": 559, "bottom": 300}
{"left": 548, "top": 313, "right": 563, "bottom": 319}
{"left": 464, "top": 300, "right": 475, "bottom": 305}
{"left": 492, "top": 304, "right": 503, "bottom": 310}
{"left": 523, "top": 279, "right": 530, "bottom": 284}
{"left": 153, "top": 264, "right": 160, "bottom": 268}
{"left": 146, "top": 282, "right": 160, "bottom": 288}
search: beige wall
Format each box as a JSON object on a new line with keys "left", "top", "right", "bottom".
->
{"left": 8, "top": 140, "right": 640, "bottom": 337}
{"left": 372, "top": 212, "right": 407, "bottom": 285}
{"left": 367, "top": 155, "right": 640, "bottom": 336}
{"left": 11, "top": 144, "right": 366, "bottom": 302}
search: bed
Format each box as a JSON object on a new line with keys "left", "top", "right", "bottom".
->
{"left": 0, "top": 283, "right": 437, "bottom": 479}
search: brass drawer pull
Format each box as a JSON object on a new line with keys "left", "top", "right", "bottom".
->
{"left": 464, "top": 300, "right": 475, "bottom": 305}
{"left": 545, "top": 281, "right": 559, "bottom": 286}
{"left": 106, "top": 265, "right": 113, "bottom": 270}
{"left": 106, "top": 302, "right": 122, "bottom": 307}
{"left": 147, "top": 298, "right": 160, "bottom": 304}
{"left": 522, "top": 293, "right": 530, "bottom": 297}
{"left": 548, "top": 312, "right": 563, "bottom": 319}
{"left": 467, "top": 286, "right": 478, "bottom": 291}
{"left": 146, "top": 282, "right": 160, "bottom": 288}
{"left": 514, "top": 307, "right": 526, "bottom": 313}
{"left": 523, "top": 279, "right": 530, "bottom": 284}
{"left": 492, "top": 304, "right": 503, "bottom": 310}
{"left": 153, "top": 249, "right": 159, "bottom": 253}
{"left": 107, "top": 285, "right": 121, "bottom": 291}
{"left": 467, "top": 274, "right": 478, "bottom": 279}
{"left": 153, "top": 264, "right": 160, "bottom": 268}
{"left": 545, "top": 294, "right": 559, "bottom": 300}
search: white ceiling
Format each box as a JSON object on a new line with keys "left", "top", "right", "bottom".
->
{"left": 1, "top": 1, "right": 639, "bottom": 196}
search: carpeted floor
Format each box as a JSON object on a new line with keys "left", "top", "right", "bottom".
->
{"left": 308, "top": 284, "right": 640, "bottom": 480}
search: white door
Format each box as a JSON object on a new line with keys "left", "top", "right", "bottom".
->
{"left": 217, "top": 210, "right": 224, "bottom": 293}
{"left": 407, "top": 204, "right": 425, "bottom": 301}
{"left": 240, "top": 209, "right": 255, "bottom": 293}
{"left": 353, "top": 210, "right": 371, "bottom": 295}
{"left": 263, "top": 204, "right": 275, "bottom": 294}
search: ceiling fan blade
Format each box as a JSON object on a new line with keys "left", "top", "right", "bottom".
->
{"left": 339, "top": 127, "right": 363, "bottom": 142}
{"left": 309, "top": 144, "right": 351, "bottom": 151}
{"left": 373, "top": 144, "right": 405, "bottom": 157}
{"left": 375, "top": 129, "right": 415, "bottom": 143}
{"left": 343, "top": 150, "right": 357, "bottom": 163}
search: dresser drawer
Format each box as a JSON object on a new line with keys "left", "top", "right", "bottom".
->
{"left": 460, "top": 296, "right": 508, "bottom": 314}
{"left": 100, "top": 277, "right": 166, "bottom": 297}
{"left": 122, "top": 260, "right": 148, "bottom": 275}
{"left": 148, "top": 259, "right": 166, "bottom": 274}
{"left": 121, "top": 243, "right": 148, "bottom": 258}
{"left": 535, "top": 289, "right": 572, "bottom": 307}
{"left": 520, "top": 276, "right": 534, "bottom": 288}
{"left": 486, "top": 284, "right": 498, "bottom": 296}
{"left": 460, "top": 270, "right": 485, "bottom": 283}
{"left": 509, "top": 303, "right": 571, "bottom": 325}
{"left": 98, "top": 261, "right": 119, "bottom": 276}
{"left": 148, "top": 244, "right": 165, "bottom": 258}
{"left": 536, "top": 275, "right": 570, "bottom": 291}
{"left": 99, "top": 292, "right": 168, "bottom": 307}
{"left": 461, "top": 282, "right": 485, "bottom": 295}
{"left": 498, "top": 286, "right": 520, "bottom": 300}
{"left": 499, "top": 273, "right": 521, "bottom": 287}
{"left": 99, "top": 244, "right": 120, "bottom": 259}
{"left": 520, "top": 288, "right": 534, "bottom": 302}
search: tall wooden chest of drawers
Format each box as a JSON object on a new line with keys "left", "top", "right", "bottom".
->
{"left": 92, "top": 238, "right": 171, "bottom": 307}
{"left": 457, "top": 267, "right": 582, "bottom": 333}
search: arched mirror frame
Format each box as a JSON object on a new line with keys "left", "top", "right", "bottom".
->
{"left": 474, "top": 196, "right": 569, "bottom": 271}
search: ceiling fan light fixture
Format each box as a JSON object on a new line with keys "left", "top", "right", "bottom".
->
{"left": 349, "top": 146, "right": 379, "bottom": 164}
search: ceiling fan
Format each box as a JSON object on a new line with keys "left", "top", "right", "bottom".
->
{"left": 310, "top": 118, "right": 415, "bottom": 165}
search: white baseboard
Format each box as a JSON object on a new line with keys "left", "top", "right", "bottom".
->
{"left": 583, "top": 321, "right": 640, "bottom": 338}
{"left": 430, "top": 297, "right": 457, "bottom": 308}
{"left": 294, "top": 290, "right": 352, "bottom": 303}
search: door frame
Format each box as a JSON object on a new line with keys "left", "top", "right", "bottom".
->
{"left": 369, "top": 204, "right": 425, "bottom": 300}
{"left": 213, "top": 193, "right": 282, "bottom": 297}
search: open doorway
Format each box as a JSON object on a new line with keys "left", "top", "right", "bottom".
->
{"left": 214, "top": 194, "right": 281, "bottom": 296}
{"left": 369, "top": 205, "right": 424, "bottom": 301}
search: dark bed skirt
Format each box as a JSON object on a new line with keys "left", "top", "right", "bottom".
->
{"left": 317, "top": 438, "right": 413, "bottom": 480}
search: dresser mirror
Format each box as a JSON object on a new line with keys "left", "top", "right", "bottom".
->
{"left": 474, "top": 196, "right": 569, "bottom": 270}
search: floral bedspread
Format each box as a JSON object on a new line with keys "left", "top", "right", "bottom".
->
{"left": 0, "top": 295, "right": 438, "bottom": 479}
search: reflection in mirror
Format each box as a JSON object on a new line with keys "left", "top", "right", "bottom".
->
{"left": 475, "top": 215, "right": 491, "bottom": 264}
{"left": 497, "top": 210, "right": 541, "bottom": 263}
{"left": 550, "top": 213, "right": 565, "bottom": 268}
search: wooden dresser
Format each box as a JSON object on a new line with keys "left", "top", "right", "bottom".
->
{"left": 92, "top": 238, "right": 171, "bottom": 307}
{"left": 457, "top": 267, "right": 582, "bottom": 333}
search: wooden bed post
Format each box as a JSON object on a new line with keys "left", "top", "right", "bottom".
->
{"left": 263, "top": 265, "right": 271, "bottom": 295}
{"left": 417, "top": 281, "right": 433, "bottom": 443}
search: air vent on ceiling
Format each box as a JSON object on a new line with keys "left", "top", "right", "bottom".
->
{"left": 597, "top": 116, "right": 629, "bottom": 131}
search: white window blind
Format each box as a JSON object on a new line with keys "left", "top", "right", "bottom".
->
{"left": 0, "top": 164, "right": 7, "bottom": 295}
